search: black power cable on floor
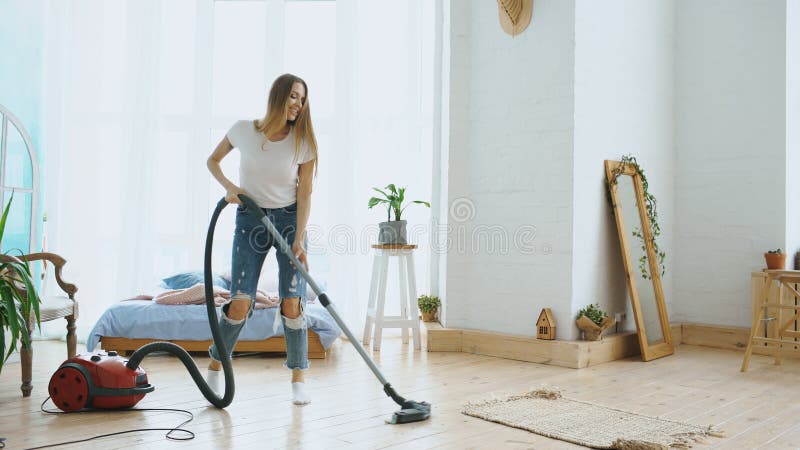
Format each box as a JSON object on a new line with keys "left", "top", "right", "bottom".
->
{"left": 24, "top": 397, "right": 195, "bottom": 450}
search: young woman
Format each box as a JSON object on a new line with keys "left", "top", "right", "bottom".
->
{"left": 206, "top": 73, "right": 318, "bottom": 405}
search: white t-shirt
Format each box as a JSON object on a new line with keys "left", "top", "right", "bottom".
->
{"left": 226, "top": 120, "right": 314, "bottom": 208}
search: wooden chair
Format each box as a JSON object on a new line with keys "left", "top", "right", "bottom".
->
{"left": 1, "top": 105, "right": 62, "bottom": 395}
{"left": 741, "top": 270, "right": 800, "bottom": 372}
{"left": 2, "top": 252, "right": 78, "bottom": 396}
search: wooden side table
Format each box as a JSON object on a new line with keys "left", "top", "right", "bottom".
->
{"left": 362, "top": 244, "right": 421, "bottom": 351}
{"left": 742, "top": 270, "right": 800, "bottom": 371}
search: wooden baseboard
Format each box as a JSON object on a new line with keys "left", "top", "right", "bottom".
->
{"left": 670, "top": 323, "right": 682, "bottom": 344}
{"left": 680, "top": 323, "right": 749, "bottom": 351}
{"left": 425, "top": 322, "right": 639, "bottom": 369}
{"left": 426, "top": 321, "right": 800, "bottom": 368}
{"left": 426, "top": 323, "right": 463, "bottom": 352}
{"left": 680, "top": 322, "right": 800, "bottom": 358}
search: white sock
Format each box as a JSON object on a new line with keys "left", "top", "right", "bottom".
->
{"left": 292, "top": 382, "right": 311, "bottom": 405}
{"left": 206, "top": 368, "right": 222, "bottom": 395}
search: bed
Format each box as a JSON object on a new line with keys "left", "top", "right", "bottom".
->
{"left": 87, "top": 300, "right": 341, "bottom": 359}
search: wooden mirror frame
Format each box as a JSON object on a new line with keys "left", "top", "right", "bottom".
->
{"left": 605, "top": 160, "right": 674, "bottom": 361}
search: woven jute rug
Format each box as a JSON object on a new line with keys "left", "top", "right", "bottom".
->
{"left": 462, "top": 389, "right": 724, "bottom": 449}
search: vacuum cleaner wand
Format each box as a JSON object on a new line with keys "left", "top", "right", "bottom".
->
{"left": 236, "top": 194, "right": 431, "bottom": 424}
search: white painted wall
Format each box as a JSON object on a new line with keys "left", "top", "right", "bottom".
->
{"left": 444, "top": 0, "right": 576, "bottom": 336}
{"left": 443, "top": 0, "right": 793, "bottom": 338}
{"left": 573, "top": 0, "right": 676, "bottom": 338}
{"left": 787, "top": 0, "right": 800, "bottom": 267}
{"left": 673, "top": 0, "right": 787, "bottom": 326}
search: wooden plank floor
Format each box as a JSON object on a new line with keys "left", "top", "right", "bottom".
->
{"left": 2, "top": 334, "right": 800, "bottom": 449}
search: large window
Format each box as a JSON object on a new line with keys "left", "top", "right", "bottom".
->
{"left": 208, "top": 0, "right": 337, "bottom": 276}
{"left": 42, "top": 0, "right": 434, "bottom": 336}
{"left": 0, "top": 106, "right": 37, "bottom": 255}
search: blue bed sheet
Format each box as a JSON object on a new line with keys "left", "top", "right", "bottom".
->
{"left": 86, "top": 300, "right": 341, "bottom": 351}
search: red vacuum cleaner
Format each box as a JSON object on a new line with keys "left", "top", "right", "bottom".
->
{"left": 47, "top": 194, "right": 430, "bottom": 424}
{"left": 48, "top": 351, "right": 153, "bottom": 411}
{"left": 46, "top": 197, "right": 240, "bottom": 412}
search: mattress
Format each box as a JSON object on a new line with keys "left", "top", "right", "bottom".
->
{"left": 86, "top": 300, "right": 341, "bottom": 351}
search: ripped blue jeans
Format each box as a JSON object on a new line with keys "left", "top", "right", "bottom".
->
{"left": 208, "top": 201, "right": 309, "bottom": 370}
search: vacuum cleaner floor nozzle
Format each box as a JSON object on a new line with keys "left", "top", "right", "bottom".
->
{"left": 387, "top": 401, "right": 431, "bottom": 424}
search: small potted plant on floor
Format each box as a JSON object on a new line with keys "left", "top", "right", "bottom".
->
{"left": 418, "top": 295, "right": 440, "bottom": 322}
{"left": 0, "top": 195, "right": 42, "bottom": 373}
{"left": 575, "top": 303, "right": 615, "bottom": 341}
{"left": 765, "top": 248, "right": 786, "bottom": 270}
{"left": 368, "top": 184, "right": 430, "bottom": 244}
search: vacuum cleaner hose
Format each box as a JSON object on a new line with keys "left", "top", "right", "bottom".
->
{"left": 126, "top": 197, "right": 235, "bottom": 408}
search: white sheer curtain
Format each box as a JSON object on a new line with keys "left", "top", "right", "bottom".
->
{"left": 40, "top": 0, "right": 433, "bottom": 340}
{"left": 326, "top": 0, "right": 435, "bottom": 333}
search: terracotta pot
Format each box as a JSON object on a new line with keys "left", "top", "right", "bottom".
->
{"left": 764, "top": 253, "right": 786, "bottom": 270}
{"left": 576, "top": 315, "right": 616, "bottom": 341}
{"left": 421, "top": 311, "right": 438, "bottom": 322}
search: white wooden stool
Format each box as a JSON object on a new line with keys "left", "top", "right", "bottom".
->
{"left": 362, "top": 244, "right": 421, "bottom": 351}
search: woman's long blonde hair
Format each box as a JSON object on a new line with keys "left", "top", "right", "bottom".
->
{"left": 254, "top": 73, "right": 318, "bottom": 175}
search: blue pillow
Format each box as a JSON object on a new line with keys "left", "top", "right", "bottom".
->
{"left": 162, "top": 271, "right": 230, "bottom": 290}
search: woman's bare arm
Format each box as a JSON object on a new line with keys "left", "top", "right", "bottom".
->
{"left": 292, "top": 160, "right": 315, "bottom": 271}
{"left": 207, "top": 136, "right": 245, "bottom": 204}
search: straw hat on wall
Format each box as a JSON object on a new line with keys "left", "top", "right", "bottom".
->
{"left": 497, "top": 0, "right": 533, "bottom": 36}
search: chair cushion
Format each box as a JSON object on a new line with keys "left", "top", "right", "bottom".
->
{"left": 39, "top": 295, "right": 76, "bottom": 322}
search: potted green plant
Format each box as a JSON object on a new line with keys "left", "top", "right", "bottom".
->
{"left": 575, "top": 303, "right": 615, "bottom": 341}
{"left": 418, "top": 295, "right": 440, "bottom": 322}
{"left": 368, "top": 184, "right": 430, "bottom": 244}
{"left": 765, "top": 248, "right": 786, "bottom": 270}
{"left": 0, "top": 195, "right": 41, "bottom": 373}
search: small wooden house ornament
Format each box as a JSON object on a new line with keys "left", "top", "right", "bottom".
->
{"left": 537, "top": 308, "right": 556, "bottom": 340}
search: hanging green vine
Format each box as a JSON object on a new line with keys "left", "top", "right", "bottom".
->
{"left": 607, "top": 155, "right": 666, "bottom": 281}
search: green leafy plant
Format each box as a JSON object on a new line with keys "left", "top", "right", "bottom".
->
{"left": 368, "top": 184, "right": 430, "bottom": 222}
{"left": 0, "top": 194, "right": 41, "bottom": 373}
{"left": 417, "top": 295, "right": 441, "bottom": 314}
{"left": 576, "top": 303, "right": 607, "bottom": 327}
{"left": 767, "top": 248, "right": 783, "bottom": 254}
{"left": 608, "top": 155, "right": 666, "bottom": 281}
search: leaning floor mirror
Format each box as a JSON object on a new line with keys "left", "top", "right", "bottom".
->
{"left": 605, "top": 159, "right": 674, "bottom": 361}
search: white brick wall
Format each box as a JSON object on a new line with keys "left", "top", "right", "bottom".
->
{"left": 787, "top": 1, "right": 800, "bottom": 265}
{"left": 443, "top": 0, "right": 793, "bottom": 338}
{"left": 573, "top": 0, "right": 676, "bottom": 339}
{"left": 445, "top": 0, "right": 576, "bottom": 336}
{"left": 673, "top": 0, "right": 788, "bottom": 327}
